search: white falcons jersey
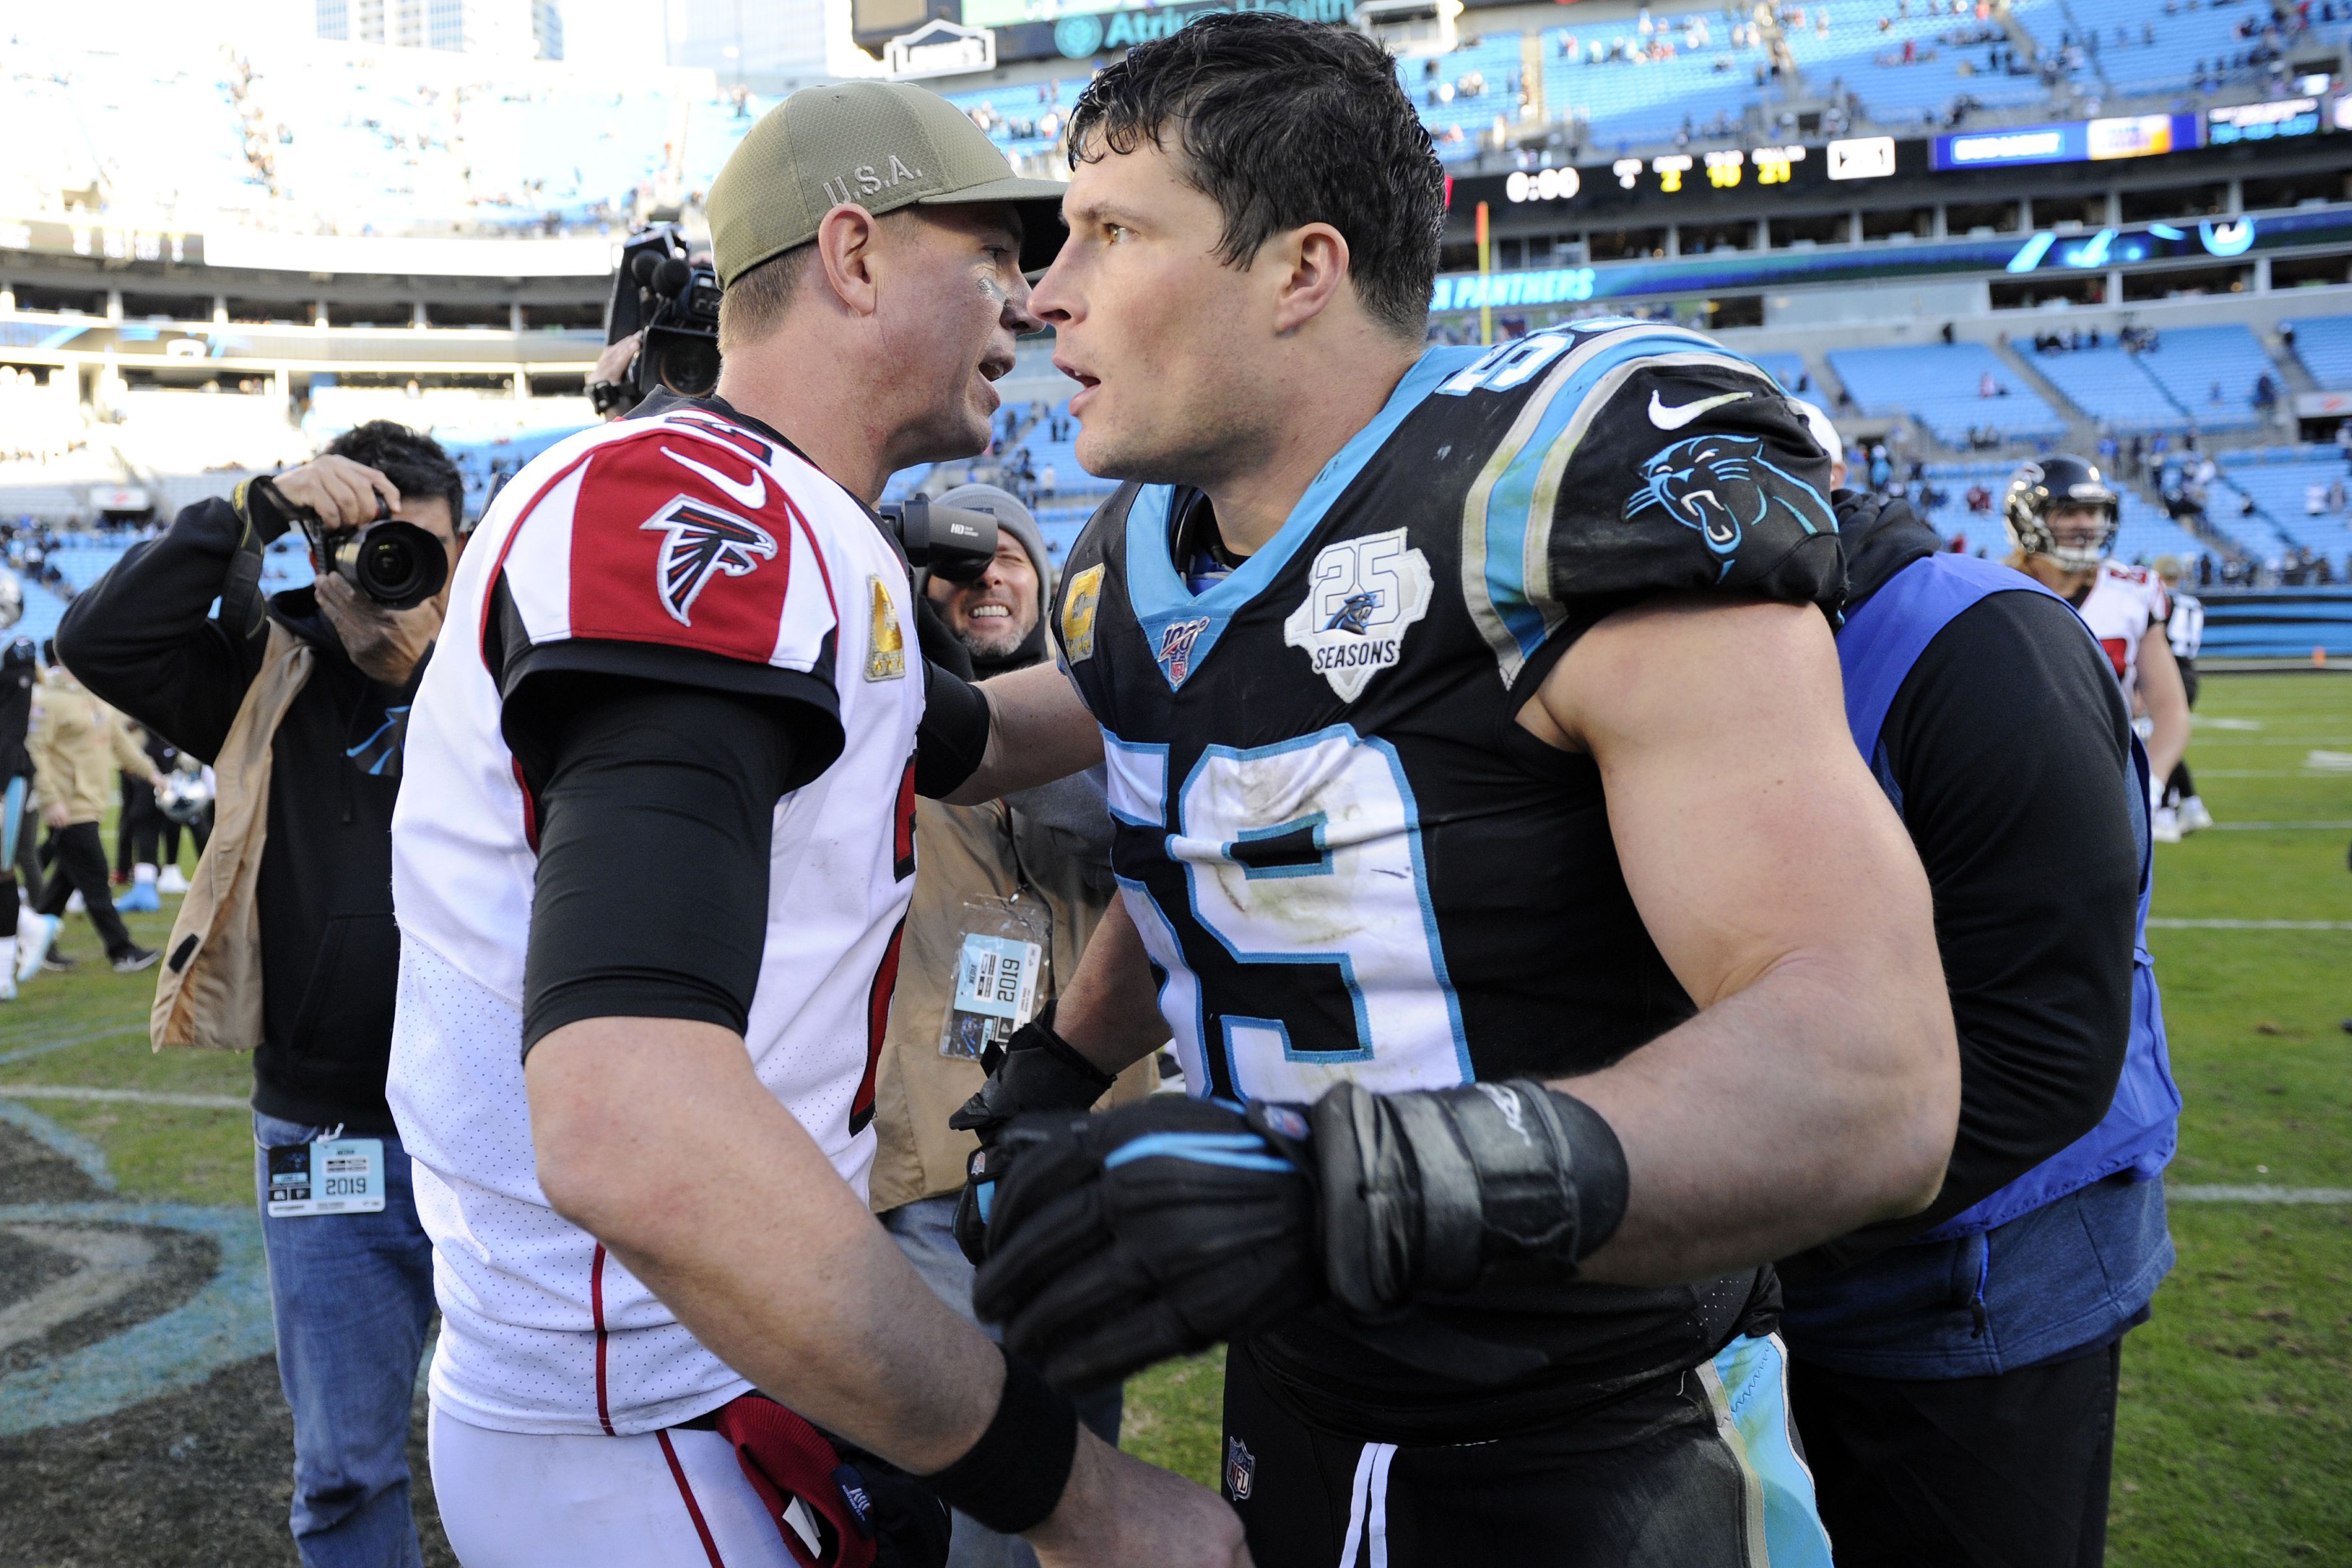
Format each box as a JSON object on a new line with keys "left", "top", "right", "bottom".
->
{"left": 388, "top": 404, "right": 920, "bottom": 1437}
{"left": 2072, "top": 560, "right": 2169, "bottom": 703}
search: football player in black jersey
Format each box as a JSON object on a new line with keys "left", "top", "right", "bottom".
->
{"left": 914, "top": 16, "right": 1958, "bottom": 1565}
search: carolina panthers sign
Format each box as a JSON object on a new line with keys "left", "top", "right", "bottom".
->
{"left": 1621, "top": 434, "right": 1835, "bottom": 580}
{"left": 1283, "top": 527, "right": 1435, "bottom": 701}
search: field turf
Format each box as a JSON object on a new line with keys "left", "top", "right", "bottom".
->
{"left": 0, "top": 669, "right": 2344, "bottom": 1565}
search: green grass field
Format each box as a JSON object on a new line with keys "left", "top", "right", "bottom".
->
{"left": 2, "top": 670, "right": 2346, "bottom": 1563}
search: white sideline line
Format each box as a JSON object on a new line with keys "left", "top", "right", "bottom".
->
{"left": 2146, "top": 918, "right": 2352, "bottom": 930}
{"left": 2169, "top": 1184, "right": 2352, "bottom": 1204}
{"left": 0, "top": 1085, "right": 247, "bottom": 1111}
{"left": 2203, "top": 822, "right": 2352, "bottom": 831}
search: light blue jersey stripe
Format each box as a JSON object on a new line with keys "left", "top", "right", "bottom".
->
{"left": 1480, "top": 328, "right": 1767, "bottom": 662}
{"left": 1705, "top": 1332, "right": 1834, "bottom": 1568}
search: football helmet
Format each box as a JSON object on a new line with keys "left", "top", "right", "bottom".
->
{"left": 2004, "top": 455, "right": 2118, "bottom": 572}
{"left": 158, "top": 764, "right": 214, "bottom": 826}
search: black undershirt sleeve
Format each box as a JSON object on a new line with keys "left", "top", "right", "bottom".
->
{"left": 509, "top": 670, "right": 807, "bottom": 1059}
{"left": 1795, "top": 590, "right": 2140, "bottom": 1274}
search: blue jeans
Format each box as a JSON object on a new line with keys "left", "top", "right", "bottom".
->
{"left": 883, "top": 1194, "right": 1124, "bottom": 1568}
{"left": 253, "top": 1111, "right": 436, "bottom": 1568}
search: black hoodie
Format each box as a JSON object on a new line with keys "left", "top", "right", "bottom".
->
{"left": 57, "top": 499, "right": 422, "bottom": 1133}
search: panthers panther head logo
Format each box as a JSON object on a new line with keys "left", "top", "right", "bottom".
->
{"left": 1622, "top": 433, "right": 1836, "bottom": 578}
{"left": 1322, "top": 590, "right": 1382, "bottom": 636}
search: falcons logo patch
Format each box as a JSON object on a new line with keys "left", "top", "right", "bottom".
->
{"left": 639, "top": 496, "right": 777, "bottom": 626}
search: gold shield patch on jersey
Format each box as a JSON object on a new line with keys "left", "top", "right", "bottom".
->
{"left": 866, "top": 574, "right": 906, "bottom": 681}
{"left": 1062, "top": 564, "right": 1106, "bottom": 663}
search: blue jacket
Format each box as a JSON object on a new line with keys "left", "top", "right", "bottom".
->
{"left": 1787, "top": 550, "right": 2179, "bottom": 1376}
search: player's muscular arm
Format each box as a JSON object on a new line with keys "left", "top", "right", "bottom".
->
{"left": 527, "top": 1028, "right": 1248, "bottom": 1568}
{"left": 2135, "top": 626, "right": 2190, "bottom": 786}
{"left": 936, "top": 659, "right": 1105, "bottom": 804}
{"left": 1519, "top": 595, "right": 1960, "bottom": 1284}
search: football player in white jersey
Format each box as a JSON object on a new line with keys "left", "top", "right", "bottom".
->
{"left": 2003, "top": 456, "right": 2192, "bottom": 839}
{"left": 388, "top": 83, "right": 1248, "bottom": 1568}
{"left": 2154, "top": 555, "right": 2212, "bottom": 833}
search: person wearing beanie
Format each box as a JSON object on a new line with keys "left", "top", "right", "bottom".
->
{"left": 874, "top": 483, "right": 1154, "bottom": 1567}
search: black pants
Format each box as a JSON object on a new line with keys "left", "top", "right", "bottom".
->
{"left": 33, "top": 820, "right": 136, "bottom": 960}
{"left": 1790, "top": 1338, "right": 2123, "bottom": 1568}
{"left": 1219, "top": 1334, "right": 1829, "bottom": 1567}
{"left": 118, "top": 772, "right": 162, "bottom": 874}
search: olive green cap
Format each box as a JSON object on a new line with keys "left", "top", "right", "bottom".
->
{"left": 707, "top": 81, "right": 1069, "bottom": 286}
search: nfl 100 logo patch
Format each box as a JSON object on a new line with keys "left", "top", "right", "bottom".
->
{"left": 1283, "top": 527, "right": 1435, "bottom": 701}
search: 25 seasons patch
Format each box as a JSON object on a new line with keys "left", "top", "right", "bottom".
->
{"left": 1283, "top": 527, "right": 1435, "bottom": 701}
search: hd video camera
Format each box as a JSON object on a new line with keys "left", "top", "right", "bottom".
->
{"left": 879, "top": 496, "right": 998, "bottom": 584}
{"left": 592, "top": 227, "right": 1001, "bottom": 584}
{"left": 594, "top": 224, "right": 723, "bottom": 416}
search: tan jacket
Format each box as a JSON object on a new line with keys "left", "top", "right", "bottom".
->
{"left": 868, "top": 795, "right": 1156, "bottom": 1213}
{"left": 27, "top": 669, "right": 161, "bottom": 824}
{"left": 151, "top": 624, "right": 314, "bottom": 1052}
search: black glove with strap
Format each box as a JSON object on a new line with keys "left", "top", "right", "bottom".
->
{"left": 946, "top": 1004, "right": 1116, "bottom": 1265}
{"left": 969, "top": 1080, "right": 1630, "bottom": 1393}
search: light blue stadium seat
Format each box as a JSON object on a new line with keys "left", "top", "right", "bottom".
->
{"left": 2284, "top": 316, "right": 2352, "bottom": 392}
{"left": 1828, "top": 344, "right": 2066, "bottom": 444}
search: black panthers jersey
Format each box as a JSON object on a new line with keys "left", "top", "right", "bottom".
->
{"left": 1050, "top": 320, "right": 1843, "bottom": 1441}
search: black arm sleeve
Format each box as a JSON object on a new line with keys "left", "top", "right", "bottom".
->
{"left": 512, "top": 672, "right": 803, "bottom": 1057}
{"left": 1795, "top": 590, "right": 2140, "bottom": 1274}
{"left": 915, "top": 656, "right": 992, "bottom": 799}
{"left": 53, "top": 497, "right": 268, "bottom": 763}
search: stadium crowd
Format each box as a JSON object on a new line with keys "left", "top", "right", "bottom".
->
{"left": 8, "top": 12, "right": 2352, "bottom": 1568}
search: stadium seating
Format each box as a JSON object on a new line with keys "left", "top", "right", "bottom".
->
{"left": 1395, "top": 33, "right": 1528, "bottom": 157}
{"left": 2050, "top": 0, "right": 2352, "bottom": 98}
{"left": 2130, "top": 325, "right": 2276, "bottom": 434}
{"left": 2029, "top": 346, "right": 2184, "bottom": 433}
{"left": 2285, "top": 316, "right": 2352, "bottom": 392}
{"left": 1784, "top": 0, "right": 2058, "bottom": 131}
{"left": 1746, "top": 351, "right": 1830, "bottom": 410}
{"left": 2216, "top": 454, "right": 2352, "bottom": 557}
{"left": 942, "top": 77, "right": 1091, "bottom": 164}
{"left": 1827, "top": 343, "right": 2066, "bottom": 444}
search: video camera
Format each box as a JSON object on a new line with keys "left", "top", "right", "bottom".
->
{"left": 594, "top": 224, "right": 723, "bottom": 416}
{"left": 592, "top": 225, "right": 1002, "bottom": 584}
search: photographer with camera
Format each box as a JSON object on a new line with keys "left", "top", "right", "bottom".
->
{"left": 56, "top": 418, "right": 465, "bottom": 1568}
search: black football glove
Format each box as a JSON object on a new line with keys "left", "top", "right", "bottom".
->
{"left": 970, "top": 1080, "right": 1631, "bottom": 1393}
{"left": 970, "top": 1093, "right": 1322, "bottom": 1393}
{"left": 946, "top": 1004, "right": 1117, "bottom": 1265}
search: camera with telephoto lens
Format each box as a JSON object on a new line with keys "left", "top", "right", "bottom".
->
{"left": 594, "top": 223, "right": 723, "bottom": 416}
{"left": 285, "top": 490, "right": 449, "bottom": 611}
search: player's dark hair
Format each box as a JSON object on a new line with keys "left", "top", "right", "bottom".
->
{"left": 1067, "top": 13, "right": 1444, "bottom": 342}
{"left": 325, "top": 420, "right": 466, "bottom": 529}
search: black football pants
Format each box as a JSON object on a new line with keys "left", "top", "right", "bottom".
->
{"left": 1789, "top": 1337, "right": 2123, "bottom": 1568}
{"left": 34, "top": 820, "right": 136, "bottom": 960}
{"left": 1220, "top": 1334, "right": 1830, "bottom": 1567}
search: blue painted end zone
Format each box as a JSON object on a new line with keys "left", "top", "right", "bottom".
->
{"left": 0, "top": 1202, "right": 275, "bottom": 1437}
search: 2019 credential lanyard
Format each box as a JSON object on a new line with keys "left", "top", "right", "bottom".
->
{"left": 266, "top": 1135, "right": 387, "bottom": 1217}
{"left": 939, "top": 892, "right": 1051, "bottom": 1062}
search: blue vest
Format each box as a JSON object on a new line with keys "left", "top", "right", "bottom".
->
{"left": 1835, "top": 552, "right": 2181, "bottom": 1239}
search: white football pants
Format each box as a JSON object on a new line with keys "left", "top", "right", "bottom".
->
{"left": 430, "top": 1404, "right": 799, "bottom": 1567}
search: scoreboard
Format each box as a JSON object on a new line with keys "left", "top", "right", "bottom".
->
{"left": 1456, "top": 94, "right": 2346, "bottom": 222}
{"left": 1467, "top": 133, "right": 1914, "bottom": 218}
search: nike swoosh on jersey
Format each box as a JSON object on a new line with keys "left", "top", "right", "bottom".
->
{"left": 1647, "top": 389, "right": 1752, "bottom": 431}
{"left": 663, "top": 444, "right": 768, "bottom": 511}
